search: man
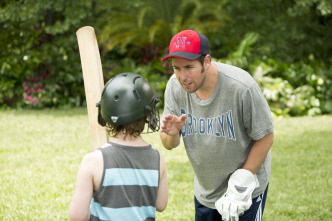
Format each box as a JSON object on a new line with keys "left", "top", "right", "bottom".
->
{"left": 160, "top": 30, "right": 274, "bottom": 221}
{"left": 69, "top": 73, "right": 168, "bottom": 221}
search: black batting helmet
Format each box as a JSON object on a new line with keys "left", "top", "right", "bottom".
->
{"left": 97, "top": 72, "right": 160, "bottom": 131}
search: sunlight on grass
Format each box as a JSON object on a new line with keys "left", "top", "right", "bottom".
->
{"left": 0, "top": 109, "right": 331, "bottom": 220}
{"left": 266, "top": 116, "right": 332, "bottom": 220}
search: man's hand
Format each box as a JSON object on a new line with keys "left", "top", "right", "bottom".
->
{"left": 215, "top": 169, "right": 259, "bottom": 221}
{"left": 159, "top": 114, "right": 187, "bottom": 150}
{"left": 160, "top": 114, "right": 187, "bottom": 136}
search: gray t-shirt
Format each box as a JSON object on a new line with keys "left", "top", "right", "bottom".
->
{"left": 163, "top": 62, "right": 274, "bottom": 208}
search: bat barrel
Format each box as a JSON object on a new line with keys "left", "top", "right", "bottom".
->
{"left": 76, "top": 26, "right": 109, "bottom": 149}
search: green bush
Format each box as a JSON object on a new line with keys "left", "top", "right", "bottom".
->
{"left": 216, "top": 32, "right": 332, "bottom": 116}
{"left": 251, "top": 58, "right": 332, "bottom": 116}
{"left": 0, "top": 1, "right": 91, "bottom": 109}
{"left": 1, "top": 0, "right": 331, "bottom": 115}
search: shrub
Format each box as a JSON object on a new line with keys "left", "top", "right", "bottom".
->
{"left": 252, "top": 58, "right": 332, "bottom": 116}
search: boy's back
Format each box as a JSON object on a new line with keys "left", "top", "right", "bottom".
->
{"left": 90, "top": 142, "right": 160, "bottom": 221}
{"left": 69, "top": 73, "right": 168, "bottom": 221}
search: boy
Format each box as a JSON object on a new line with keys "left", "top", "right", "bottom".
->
{"left": 69, "top": 72, "right": 168, "bottom": 221}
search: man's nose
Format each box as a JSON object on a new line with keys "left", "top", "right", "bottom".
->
{"left": 179, "top": 70, "right": 189, "bottom": 81}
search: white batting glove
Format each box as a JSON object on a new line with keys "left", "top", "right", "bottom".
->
{"left": 215, "top": 169, "right": 259, "bottom": 221}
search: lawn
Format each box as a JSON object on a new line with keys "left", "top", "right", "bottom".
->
{"left": 0, "top": 108, "right": 331, "bottom": 220}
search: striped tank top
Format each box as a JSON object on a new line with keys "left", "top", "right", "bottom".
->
{"left": 90, "top": 142, "right": 160, "bottom": 221}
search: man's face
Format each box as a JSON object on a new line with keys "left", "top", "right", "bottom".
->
{"left": 172, "top": 57, "right": 205, "bottom": 94}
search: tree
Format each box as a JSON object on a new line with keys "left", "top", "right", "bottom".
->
{"left": 1, "top": 0, "right": 331, "bottom": 115}
{"left": 217, "top": 0, "right": 332, "bottom": 63}
{"left": 0, "top": 0, "right": 93, "bottom": 107}
{"left": 96, "top": 0, "right": 226, "bottom": 61}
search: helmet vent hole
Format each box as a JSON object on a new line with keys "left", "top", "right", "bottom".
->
{"left": 114, "top": 95, "right": 119, "bottom": 101}
{"left": 133, "top": 76, "right": 141, "bottom": 84}
{"left": 133, "top": 90, "right": 141, "bottom": 101}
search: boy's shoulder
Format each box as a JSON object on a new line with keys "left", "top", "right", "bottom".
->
{"left": 82, "top": 149, "right": 103, "bottom": 164}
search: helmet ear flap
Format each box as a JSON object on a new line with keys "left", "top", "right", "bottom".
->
{"left": 144, "top": 97, "right": 159, "bottom": 114}
{"left": 144, "top": 105, "right": 151, "bottom": 114}
{"left": 96, "top": 102, "right": 106, "bottom": 127}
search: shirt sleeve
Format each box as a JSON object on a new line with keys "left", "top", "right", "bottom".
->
{"left": 242, "top": 83, "right": 274, "bottom": 140}
{"left": 162, "top": 76, "right": 180, "bottom": 118}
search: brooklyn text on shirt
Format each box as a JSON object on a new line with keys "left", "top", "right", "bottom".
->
{"left": 180, "top": 108, "right": 236, "bottom": 140}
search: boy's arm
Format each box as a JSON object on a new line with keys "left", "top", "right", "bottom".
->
{"left": 156, "top": 154, "right": 168, "bottom": 212}
{"left": 69, "top": 153, "right": 97, "bottom": 221}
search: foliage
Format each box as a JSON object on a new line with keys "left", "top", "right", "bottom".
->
{"left": 0, "top": 0, "right": 331, "bottom": 116}
{"left": 264, "top": 57, "right": 332, "bottom": 116}
{"left": 252, "top": 60, "right": 331, "bottom": 117}
{"left": 96, "top": 0, "right": 225, "bottom": 55}
{"left": 216, "top": 0, "right": 332, "bottom": 64}
{"left": 218, "top": 32, "right": 260, "bottom": 70}
{"left": 217, "top": 31, "right": 332, "bottom": 116}
{"left": 0, "top": 0, "right": 92, "bottom": 108}
{"left": 97, "top": 0, "right": 226, "bottom": 107}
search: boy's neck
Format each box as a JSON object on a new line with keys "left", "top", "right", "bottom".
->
{"left": 111, "top": 133, "right": 148, "bottom": 147}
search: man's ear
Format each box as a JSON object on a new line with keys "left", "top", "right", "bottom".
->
{"left": 204, "top": 54, "right": 212, "bottom": 69}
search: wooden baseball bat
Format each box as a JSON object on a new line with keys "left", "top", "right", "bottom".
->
{"left": 76, "top": 26, "right": 108, "bottom": 150}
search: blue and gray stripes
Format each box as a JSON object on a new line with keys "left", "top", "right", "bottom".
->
{"left": 91, "top": 198, "right": 156, "bottom": 221}
{"left": 90, "top": 142, "right": 160, "bottom": 221}
{"left": 103, "top": 168, "right": 158, "bottom": 187}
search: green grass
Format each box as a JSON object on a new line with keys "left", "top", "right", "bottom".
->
{"left": 0, "top": 109, "right": 331, "bottom": 220}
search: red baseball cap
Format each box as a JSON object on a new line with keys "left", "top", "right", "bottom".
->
{"left": 161, "top": 30, "right": 210, "bottom": 62}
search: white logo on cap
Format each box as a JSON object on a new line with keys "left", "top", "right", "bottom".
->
{"left": 176, "top": 37, "right": 187, "bottom": 48}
